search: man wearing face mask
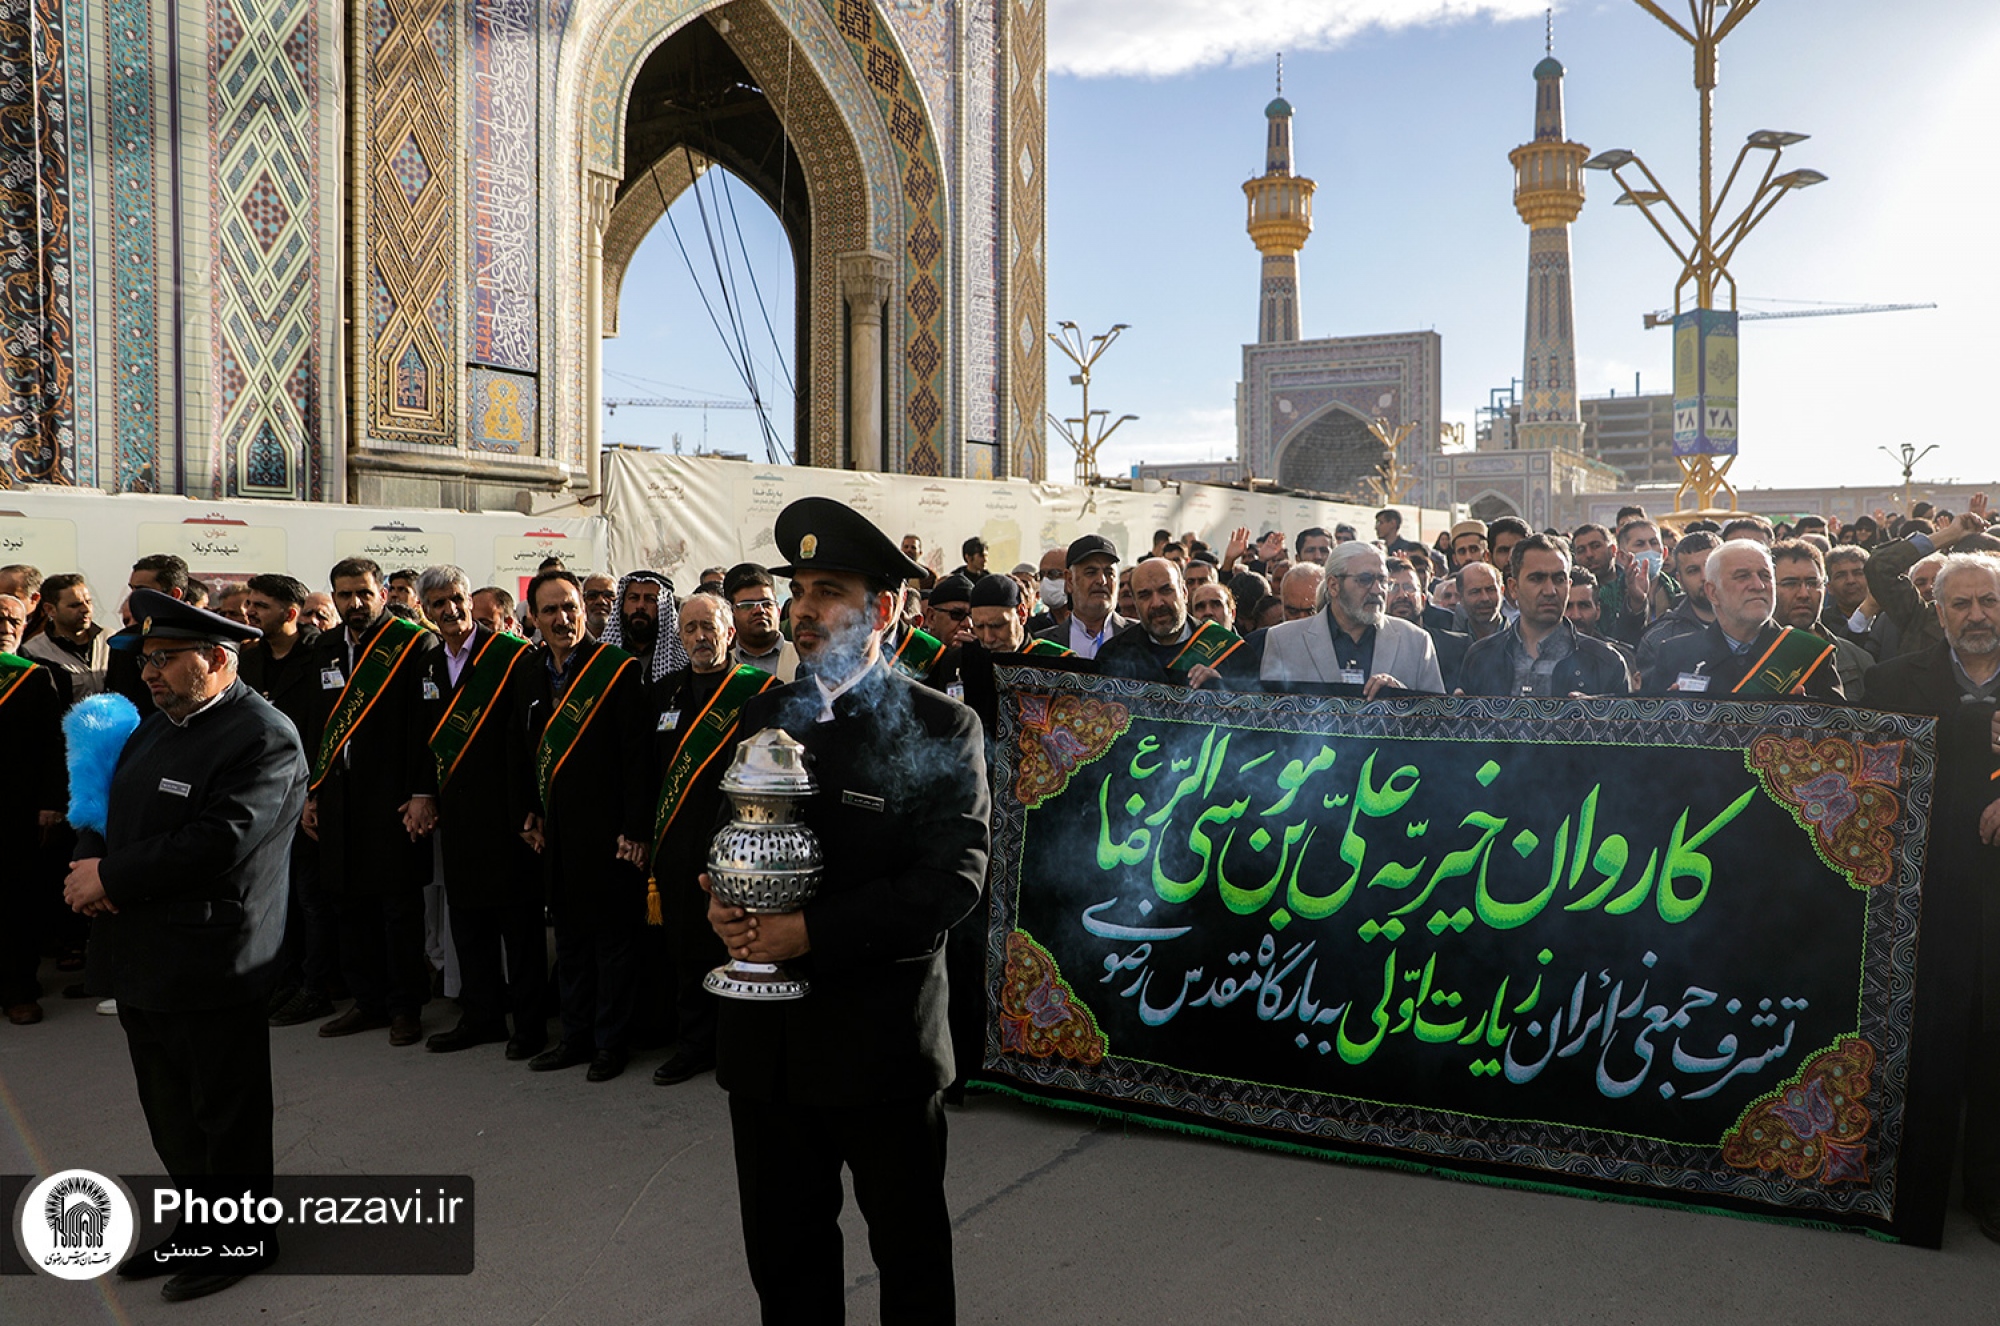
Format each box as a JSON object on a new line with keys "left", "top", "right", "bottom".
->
{"left": 410, "top": 564, "right": 544, "bottom": 1058}
{"left": 1634, "top": 531, "right": 1719, "bottom": 689}
{"left": 1025, "top": 546, "right": 1071, "bottom": 635}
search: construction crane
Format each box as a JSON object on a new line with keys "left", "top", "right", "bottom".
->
{"left": 604, "top": 396, "right": 760, "bottom": 415}
{"left": 1642, "top": 300, "right": 1935, "bottom": 329}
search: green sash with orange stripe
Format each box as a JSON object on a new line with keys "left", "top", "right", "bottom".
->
{"left": 650, "top": 664, "right": 776, "bottom": 858}
{"left": 1021, "top": 638, "right": 1073, "bottom": 659}
{"left": 1730, "top": 626, "right": 1836, "bottom": 696}
{"left": 890, "top": 626, "right": 946, "bottom": 679}
{"left": 1166, "top": 620, "right": 1246, "bottom": 673}
{"left": 428, "top": 631, "right": 532, "bottom": 789}
{"left": 0, "top": 653, "right": 36, "bottom": 710}
{"left": 310, "top": 617, "right": 428, "bottom": 789}
{"left": 533, "top": 642, "right": 634, "bottom": 808}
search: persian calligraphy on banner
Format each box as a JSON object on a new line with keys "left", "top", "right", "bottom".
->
{"left": 979, "top": 668, "right": 1956, "bottom": 1245}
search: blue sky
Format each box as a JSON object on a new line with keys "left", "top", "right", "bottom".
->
{"left": 605, "top": 0, "right": 2000, "bottom": 490}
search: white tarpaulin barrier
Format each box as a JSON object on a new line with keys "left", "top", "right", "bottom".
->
{"left": 600, "top": 452, "right": 1451, "bottom": 586}
{"left": 0, "top": 489, "right": 608, "bottom": 602}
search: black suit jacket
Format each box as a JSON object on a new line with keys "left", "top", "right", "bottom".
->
{"left": 1094, "top": 622, "right": 1260, "bottom": 689}
{"left": 238, "top": 627, "right": 321, "bottom": 740}
{"left": 1865, "top": 644, "right": 2000, "bottom": 828}
{"left": 1424, "top": 624, "right": 1474, "bottom": 692}
{"left": 507, "top": 639, "right": 653, "bottom": 920}
{"left": 1, "top": 662, "right": 66, "bottom": 832}
{"left": 88, "top": 681, "right": 307, "bottom": 1010}
{"left": 716, "top": 664, "right": 989, "bottom": 1106}
{"left": 412, "top": 627, "right": 540, "bottom": 907}
{"left": 1638, "top": 621, "right": 1845, "bottom": 700}
{"left": 302, "top": 614, "right": 438, "bottom": 894}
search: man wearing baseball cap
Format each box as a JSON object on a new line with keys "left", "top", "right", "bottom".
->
{"left": 1033, "top": 533, "right": 1132, "bottom": 660}
{"left": 65, "top": 589, "right": 308, "bottom": 1301}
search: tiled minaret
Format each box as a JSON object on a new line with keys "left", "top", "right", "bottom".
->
{"left": 1509, "top": 24, "right": 1589, "bottom": 451}
{"left": 1244, "top": 58, "right": 1316, "bottom": 343}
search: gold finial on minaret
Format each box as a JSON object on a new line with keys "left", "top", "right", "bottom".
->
{"left": 1244, "top": 55, "right": 1316, "bottom": 343}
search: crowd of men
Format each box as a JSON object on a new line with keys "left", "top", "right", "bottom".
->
{"left": 4, "top": 490, "right": 2000, "bottom": 1307}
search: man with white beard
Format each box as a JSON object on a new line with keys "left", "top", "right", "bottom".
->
{"left": 1256, "top": 541, "right": 1444, "bottom": 695}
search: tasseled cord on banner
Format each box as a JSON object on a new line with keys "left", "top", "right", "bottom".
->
{"left": 645, "top": 874, "right": 663, "bottom": 926}
{"left": 63, "top": 693, "right": 143, "bottom": 853}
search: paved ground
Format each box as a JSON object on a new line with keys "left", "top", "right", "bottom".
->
{"left": 3, "top": 966, "right": 1997, "bottom": 1325}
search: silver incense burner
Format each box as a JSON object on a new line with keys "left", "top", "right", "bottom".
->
{"left": 704, "top": 727, "right": 823, "bottom": 1001}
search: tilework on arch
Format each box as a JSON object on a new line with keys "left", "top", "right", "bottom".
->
{"left": 367, "top": 0, "right": 460, "bottom": 446}
{"left": 825, "top": 0, "right": 947, "bottom": 477}
{"left": 0, "top": 0, "right": 80, "bottom": 486}
{"left": 208, "top": 0, "right": 328, "bottom": 498}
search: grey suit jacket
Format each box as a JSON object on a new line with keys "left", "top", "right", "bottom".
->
{"left": 1258, "top": 611, "right": 1444, "bottom": 693}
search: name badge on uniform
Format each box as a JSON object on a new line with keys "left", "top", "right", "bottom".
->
{"left": 841, "top": 790, "right": 886, "bottom": 812}
{"left": 1676, "top": 672, "right": 1711, "bottom": 693}
{"left": 657, "top": 709, "right": 680, "bottom": 732}
{"left": 1337, "top": 667, "right": 1367, "bottom": 686}
{"left": 159, "top": 778, "right": 192, "bottom": 797}
{"left": 320, "top": 667, "right": 346, "bottom": 690}
{"left": 422, "top": 678, "right": 441, "bottom": 700}
{"left": 946, "top": 682, "right": 965, "bottom": 701}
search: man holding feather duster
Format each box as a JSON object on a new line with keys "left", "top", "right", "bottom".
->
{"left": 62, "top": 588, "right": 308, "bottom": 1302}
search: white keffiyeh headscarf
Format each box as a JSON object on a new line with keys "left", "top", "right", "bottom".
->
{"left": 599, "top": 570, "right": 688, "bottom": 682}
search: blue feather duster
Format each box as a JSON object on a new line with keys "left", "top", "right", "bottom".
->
{"left": 64, "top": 692, "right": 143, "bottom": 836}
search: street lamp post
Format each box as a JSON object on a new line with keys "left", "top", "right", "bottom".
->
{"left": 1879, "top": 442, "right": 1938, "bottom": 518}
{"left": 1046, "top": 322, "right": 1138, "bottom": 487}
{"left": 1582, "top": 0, "right": 1826, "bottom": 516}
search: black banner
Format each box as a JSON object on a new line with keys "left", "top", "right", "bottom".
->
{"left": 979, "top": 668, "right": 1954, "bottom": 1245}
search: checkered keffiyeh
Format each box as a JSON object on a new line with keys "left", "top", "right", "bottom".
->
{"left": 599, "top": 571, "right": 688, "bottom": 682}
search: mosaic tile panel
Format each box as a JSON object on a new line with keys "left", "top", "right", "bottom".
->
{"left": 209, "top": 0, "right": 327, "bottom": 497}
{"left": 0, "top": 0, "right": 76, "bottom": 484}
{"left": 366, "top": 0, "right": 459, "bottom": 444}
{"left": 823, "top": 0, "right": 948, "bottom": 476}
{"left": 107, "top": 0, "right": 158, "bottom": 489}
{"left": 56, "top": 0, "right": 90, "bottom": 484}
{"left": 468, "top": 0, "right": 537, "bottom": 371}
{"left": 876, "top": 0, "right": 950, "bottom": 183}
{"left": 1003, "top": 0, "right": 1043, "bottom": 479}
{"left": 961, "top": 0, "right": 997, "bottom": 460}
{"left": 468, "top": 364, "right": 537, "bottom": 452}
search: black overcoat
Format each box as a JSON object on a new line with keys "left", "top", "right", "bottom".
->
{"left": 302, "top": 613, "right": 437, "bottom": 895}
{"left": 714, "top": 663, "right": 989, "bottom": 1107}
{"left": 87, "top": 681, "right": 307, "bottom": 1010}
{"left": 413, "top": 626, "right": 541, "bottom": 908}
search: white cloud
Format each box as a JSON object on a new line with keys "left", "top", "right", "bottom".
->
{"left": 1050, "top": 0, "right": 1550, "bottom": 79}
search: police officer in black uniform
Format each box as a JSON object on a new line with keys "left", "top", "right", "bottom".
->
{"left": 705, "top": 496, "right": 990, "bottom": 1325}
{"left": 64, "top": 590, "right": 307, "bottom": 1303}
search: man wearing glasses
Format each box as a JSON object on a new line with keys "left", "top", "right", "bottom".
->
{"left": 1256, "top": 542, "right": 1444, "bottom": 696}
{"left": 580, "top": 572, "right": 618, "bottom": 640}
{"left": 723, "top": 563, "right": 797, "bottom": 682}
{"left": 1772, "top": 539, "right": 1873, "bottom": 702}
{"left": 64, "top": 589, "right": 307, "bottom": 1301}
